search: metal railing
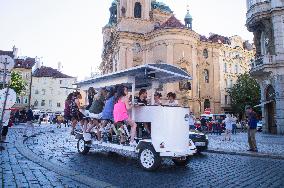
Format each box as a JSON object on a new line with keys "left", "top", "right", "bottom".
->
{"left": 250, "top": 55, "right": 274, "bottom": 69}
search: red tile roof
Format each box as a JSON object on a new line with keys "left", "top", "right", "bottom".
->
{"left": 14, "top": 58, "right": 36, "bottom": 69}
{"left": 160, "top": 15, "right": 185, "bottom": 29}
{"left": 33, "top": 66, "right": 74, "bottom": 78}
{"left": 0, "top": 50, "right": 14, "bottom": 58}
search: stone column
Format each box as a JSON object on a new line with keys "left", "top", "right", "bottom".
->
{"left": 118, "top": 45, "right": 127, "bottom": 71}
{"left": 260, "top": 82, "right": 269, "bottom": 133}
{"left": 126, "top": 46, "right": 133, "bottom": 68}
{"left": 272, "top": 14, "right": 284, "bottom": 59}
{"left": 166, "top": 43, "right": 174, "bottom": 65}
{"left": 275, "top": 75, "right": 284, "bottom": 134}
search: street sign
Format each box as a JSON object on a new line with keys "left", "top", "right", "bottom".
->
{"left": 0, "top": 55, "right": 15, "bottom": 72}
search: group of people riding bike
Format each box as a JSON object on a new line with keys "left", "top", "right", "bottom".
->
{"left": 64, "top": 85, "right": 179, "bottom": 147}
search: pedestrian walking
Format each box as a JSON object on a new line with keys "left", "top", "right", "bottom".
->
{"left": 188, "top": 112, "right": 196, "bottom": 130}
{"left": 23, "top": 108, "right": 35, "bottom": 137}
{"left": 232, "top": 115, "right": 238, "bottom": 134}
{"left": 246, "top": 106, "right": 258, "bottom": 152}
{"left": 223, "top": 114, "right": 232, "bottom": 141}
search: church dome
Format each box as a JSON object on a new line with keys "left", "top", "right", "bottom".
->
{"left": 151, "top": 1, "right": 173, "bottom": 13}
{"left": 185, "top": 11, "right": 192, "bottom": 21}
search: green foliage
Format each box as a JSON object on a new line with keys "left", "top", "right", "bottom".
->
{"left": 9, "top": 71, "right": 27, "bottom": 95}
{"left": 227, "top": 73, "right": 261, "bottom": 115}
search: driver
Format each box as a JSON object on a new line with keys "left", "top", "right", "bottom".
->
{"left": 135, "top": 89, "right": 151, "bottom": 137}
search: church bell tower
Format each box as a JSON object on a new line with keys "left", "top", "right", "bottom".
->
{"left": 118, "top": 0, "right": 151, "bottom": 20}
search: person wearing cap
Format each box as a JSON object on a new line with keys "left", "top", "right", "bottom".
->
{"left": 246, "top": 105, "right": 258, "bottom": 152}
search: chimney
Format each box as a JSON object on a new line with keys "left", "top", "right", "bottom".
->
{"left": 57, "top": 62, "right": 62, "bottom": 72}
{"left": 12, "top": 45, "right": 18, "bottom": 58}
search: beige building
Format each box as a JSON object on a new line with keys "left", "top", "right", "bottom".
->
{"left": 13, "top": 57, "right": 36, "bottom": 109}
{"left": 100, "top": 0, "right": 254, "bottom": 116}
{"left": 31, "top": 65, "right": 76, "bottom": 112}
{"left": 246, "top": 0, "right": 284, "bottom": 134}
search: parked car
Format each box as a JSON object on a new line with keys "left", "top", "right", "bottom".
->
{"left": 257, "top": 121, "right": 263, "bottom": 132}
{"left": 189, "top": 129, "right": 209, "bottom": 153}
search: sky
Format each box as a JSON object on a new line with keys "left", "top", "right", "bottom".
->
{"left": 0, "top": 0, "right": 253, "bottom": 80}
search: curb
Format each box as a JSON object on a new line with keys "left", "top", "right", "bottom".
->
{"left": 205, "top": 149, "right": 284, "bottom": 160}
{"left": 15, "top": 136, "right": 116, "bottom": 188}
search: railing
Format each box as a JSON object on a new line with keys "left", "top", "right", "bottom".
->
{"left": 250, "top": 55, "right": 274, "bottom": 69}
{"left": 246, "top": 0, "right": 271, "bottom": 21}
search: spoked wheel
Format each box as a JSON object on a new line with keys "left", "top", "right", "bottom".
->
{"left": 77, "top": 138, "right": 90, "bottom": 155}
{"left": 172, "top": 156, "right": 190, "bottom": 166}
{"left": 138, "top": 145, "right": 161, "bottom": 171}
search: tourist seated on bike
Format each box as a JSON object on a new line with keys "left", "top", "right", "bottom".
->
{"left": 87, "top": 87, "right": 117, "bottom": 139}
{"left": 166, "top": 92, "right": 178, "bottom": 106}
{"left": 113, "top": 85, "right": 137, "bottom": 146}
{"left": 88, "top": 88, "right": 107, "bottom": 119}
{"left": 154, "top": 92, "right": 162, "bottom": 106}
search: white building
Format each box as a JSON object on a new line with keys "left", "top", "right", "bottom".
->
{"left": 31, "top": 66, "right": 76, "bottom": 113}
{"left": 246, "top": 0, "right": 284, "bottom": 134}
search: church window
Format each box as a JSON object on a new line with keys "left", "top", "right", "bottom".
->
{"left": 225, "top": 95, "right": 228, "bottom": 105}
{"left": 34, "top": 100, "right": 38, "bottom": 107}
{"left": 224, "top": 63, "right": 227, "bottom": 73}
{"left": 204, "top": 99, "right": 210, "bottom": 109}
{"left": 134, "top": 2, "right": 142, "bottom": 18}
{"left": 235, "top": 64, "right": 239, "bottom": 74}
{"left": 203, "top": 49, "right": 208, "bottom": 59}
{"left": 204, "top": 69, "right": 209, "bottom": 83}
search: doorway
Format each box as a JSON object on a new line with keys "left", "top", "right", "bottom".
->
{"left": 265, "top": 85, "right": 276, "bottom": 134}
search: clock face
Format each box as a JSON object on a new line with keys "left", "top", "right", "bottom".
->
{"left": 0, "top": 88, "right": 17, "bottom": 110}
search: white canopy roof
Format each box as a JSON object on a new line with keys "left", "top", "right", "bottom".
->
{"left": 77, "top": 64, "right": 192, "bottom": 89}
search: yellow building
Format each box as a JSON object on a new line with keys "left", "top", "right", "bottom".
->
{"left": 100, "top": 0, "right": 254, "bottom": 116}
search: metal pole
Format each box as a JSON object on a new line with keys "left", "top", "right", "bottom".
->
{"left": 0, "top": 60, "right": 9, "bottom": 144}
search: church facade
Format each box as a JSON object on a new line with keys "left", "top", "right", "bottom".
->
{"left": 100, "top": 0, "right": 254, "bottom": 116}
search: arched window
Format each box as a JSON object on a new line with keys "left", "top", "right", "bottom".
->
{"left": 134, "top": 2, "right": 142, "bottom": 18}
{"left": 34, "top": 100, "right": 38, "bottom": 107}
{"left": 203, "top": 49, "right": 208, "bottom": 59}
{"left": 235, "top": 64, "right": 238, "bottom": 74}
{"left": 224, "top": 63, "right": 227, "bottom": 73}
{"left": 204, "top": 99, "right": 210, "bottom": 109}
{"left": 204, "top": 69, "right": 209, "bottom": 83}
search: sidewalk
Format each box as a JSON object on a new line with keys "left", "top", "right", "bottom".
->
{"left": 207, "top": 132, "right": 284, "bottom": 158}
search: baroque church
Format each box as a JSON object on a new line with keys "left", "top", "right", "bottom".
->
{"left": 100, "top": 0, "right": 254, "bottom": 116}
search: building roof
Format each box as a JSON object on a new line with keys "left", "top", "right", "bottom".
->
{"left": 160, "top": 15, "right": 185, "bottom": 29}
{"left": 152, "top": 1, "right": 173, "bottom": 13}
{"left": 208, "top": 34, "right": 231, "bottom": 45}
{"left": 14, "top": 58, "right": 36, "bottom": 69}
{"left": 33, "top": 66, "right": 74, "bottom": 78}
{"left": 0, "top": 50, "right": 14, "bottom": 58}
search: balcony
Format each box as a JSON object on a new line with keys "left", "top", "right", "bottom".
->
{"left": 246, "top": 0, "right": 271, "bottom": 26}
{"left": 250, "top": 55, "right": 275, "bottom": 74}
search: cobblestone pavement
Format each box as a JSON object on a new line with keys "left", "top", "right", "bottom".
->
{"left": 3, "top": 125, "right": 281, "bottom": 188}
{"left": 0, "top": 125, "right": 90, "bottom": 188}
{"left": 208, "top": 131, "right": 284, "bottom": 156}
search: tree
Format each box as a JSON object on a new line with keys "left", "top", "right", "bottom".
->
{"left": 228, "top": 73, "right": 261, "bottom": 116}
{"left": 9, "top": 71, "right": 27, "bottom": 95}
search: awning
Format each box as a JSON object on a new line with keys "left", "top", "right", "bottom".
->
{"left": 76, "top": 63, "right": 192, "bottom": 89}
{"left": 254, "top": 100, "right": 274, "bottom": 107}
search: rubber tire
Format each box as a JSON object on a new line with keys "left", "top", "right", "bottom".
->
{"left": 138, "top": 145, "right": 161, "bottom": 171}
{"left": 77, "top": 138, "right": 90, "bottom": 155}
{"left": 172, "top": 156, "right": 190, "bottom": 166}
